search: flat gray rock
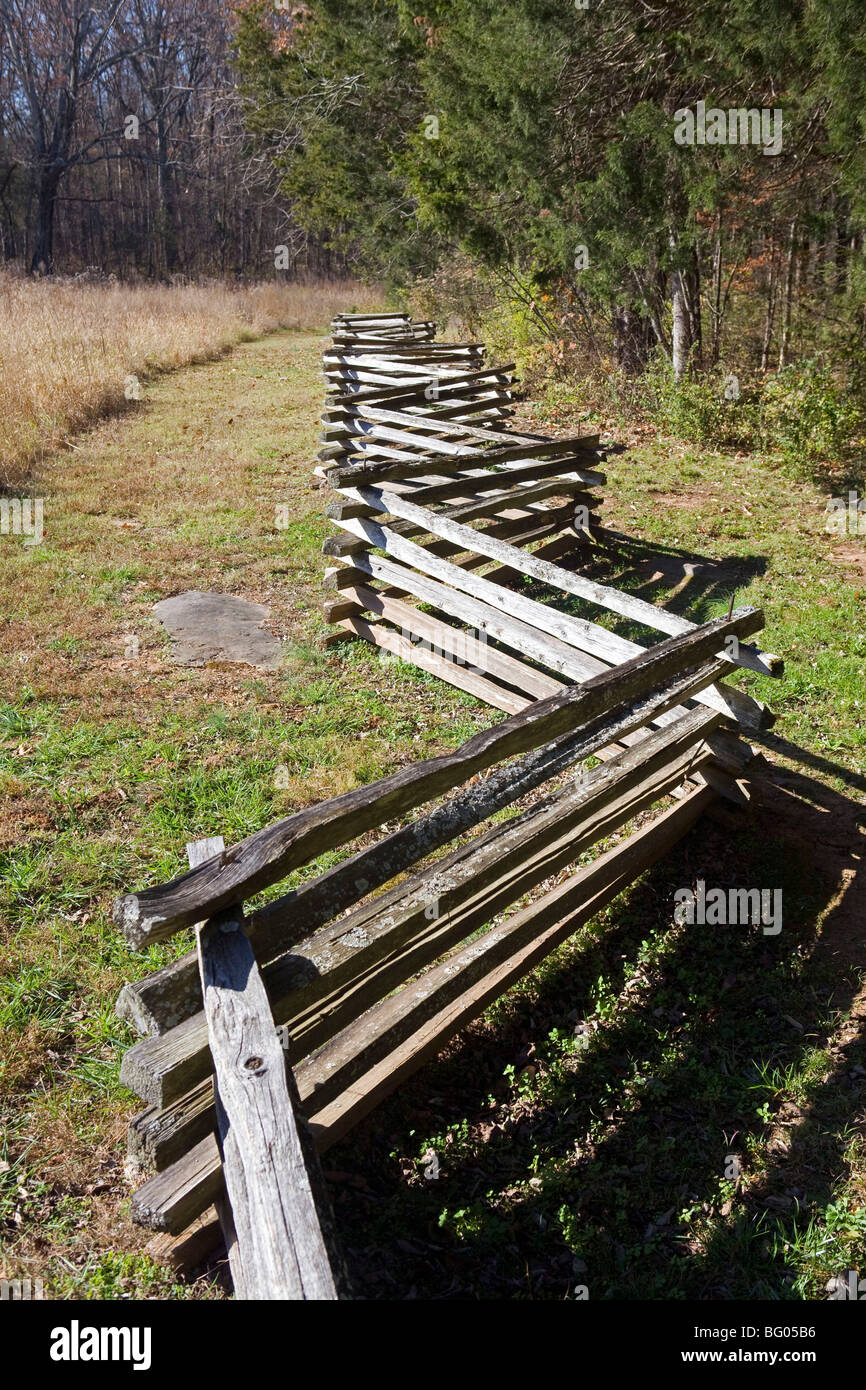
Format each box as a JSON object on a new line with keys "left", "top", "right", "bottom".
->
{"left": 153, "top": 591, "right": 281, "bottom": 669}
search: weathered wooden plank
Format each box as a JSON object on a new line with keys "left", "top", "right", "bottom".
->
{"left": 338, "top": 583, "right": 565, "bottom": 699}
{"left": 117, "top": 654, "right": 732, "bottom": 1038}
{"left": 323, "top": 594, "right": 365, "bottom": 622}
{"left": 285, "top": 746, "right": 719, "bottom": 1108}
{"left": 324, "top": 342, "right": 484, "bottom": 357}
{"left": 114, "top": 608, "right": 763, "bottom": 947}
{"left": 131, "top": 1131, "right": 224, "bottom": 1233}
{"left": 197, "top": 904, "right": 338, "bottom": 1300}
{"left": 331, "top": 513, "right": 771, "bottom": 730}
{"left": 325, "top": 420, "right": 484, "bottom": 458}
{"left": 400, "top": 457, "right": 606, "bottom": 503}
{"left": 423, "top": 481, "right": 592, "bottom": 526}
{"left": 384, "top": 398, "right": 514, "bottom": 424}
{"left": 130, "top": 720, "right": 720, "bottom": 1172}
{"left": 351, "top": 486, "right": 782, "bottom": 680}
{"left": 326, "top": 363, "right": 516, "bottom": 408}
{"left": 116, "top": 837, "right": 226, "bottom": 1035}
{"left": 335, "top": 548, "right": 603, "bottom": 682}
{"left": 121, "top": 708, "right": 722, "bottom": 1111}
{"left": 331, "top": 327, "right": 435, "bottom": 342}
{"left": 322, "top": 493, "right": 578, "bottom": 560}
{"left": 130, "top": 1078, "right": 217, "bottom": 1170}
{"left": 129, "top": 784, "right": 716, "bottom": 1232}
{"left": 325, "top": 436, "right": 599, "bottom": 487}
{"left": 330, "top": 514, "right": 671, "bottom": 669}
{"left": 268, "top": 717, "right": 721, "bottom": 1065}
{"left": 324, "top": 517, "right": 577, "bottom": 616}
{"left": 323, "top": 404, "right": 551, "bottom": 449}
{"left": 324, "top": 403, "right": 516, "bottom": 438}
{"left": 331, "top": 311, "right": 411, "bottom": 321}
{"left": 187, "top": 837, "right": 234, "bottom": 1277}
{"left": 145, "top": 1208, "right": 224, "bottom": 1274}
{"left": 342, "top": 614, "right": 528, "bottom": 714}
{"left": 310, "top": 784, "right": 715, "bottom": 1148}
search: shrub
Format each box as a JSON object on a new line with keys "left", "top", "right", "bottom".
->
{"left": 758, "top": 359, "right": 866, "bottom": 479}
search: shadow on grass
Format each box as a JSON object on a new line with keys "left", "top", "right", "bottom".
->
{"left": 329, "top": 755, "right": 865, "bottom": 1301}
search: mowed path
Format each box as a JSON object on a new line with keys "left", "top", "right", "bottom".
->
{"left": 0, "top": 329, "right": 486, "bottom": 1298}
{"left": 2, "top": 332, "right": 325, "bottom": 719}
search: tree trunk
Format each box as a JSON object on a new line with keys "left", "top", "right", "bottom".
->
{"left": 30, "top": 168, "right": 62, "bottom": 274}
{"left": 667, "top": 214, "right": 696, "bottom": 382}
{"left": 778, "top": 219, "right": 797, "bottom": 369}
{"left": 671, "top": 267, "right": 690, "bottom": 381}
{"left": 684, "top": 246, "right": 702, "bottom": 371}
{"left": 710, "top": 215, "right": 723, "bottom": 365}
{"left": 156, "top": 118, "right": 178, "bottom": 274}
{"left": 613, "top": 305, "right": 652, "bottom": 374}
{"left": 760, "top": 228, "right": 779, "bottom": 371}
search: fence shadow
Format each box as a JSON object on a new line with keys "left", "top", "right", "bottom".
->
{"left": 329, "top": 745, "right": 865, "bottom": 1300}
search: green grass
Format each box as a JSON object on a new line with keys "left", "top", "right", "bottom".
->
{"left": 0, "top": 328, "right": 863, "bottom": 1300}
{"left": 0, "top": 325, "right": 490, "bottom": 1298}
{"left": 320, "top": 417, "right": 865, "bottom": 1300}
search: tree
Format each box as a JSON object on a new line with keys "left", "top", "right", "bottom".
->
{"left": 233, "top": 0, "right": 438, "bottom": 282}
{"left": 237, "top": 0, "right": 849, "bottom": 379}
{"left": 0, "top": 0, "right": 141, "bottom": 272}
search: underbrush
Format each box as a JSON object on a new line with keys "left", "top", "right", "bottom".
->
{"left": 409, "top": 256, "right": 866, "bottom": 488}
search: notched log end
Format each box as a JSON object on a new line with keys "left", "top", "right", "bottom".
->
{"left": 119, "top": 1050, "right": 160, "bottom": 1109}
{"left": 115, "top": 981, "right": 155, "bottom": 1037}
{"left": 130, "top": 1192, "right": 168, "bottom": 1232}
{"left": 113, "top": 893, "right": 174, "bottom": 951}
{"left": 114, "top": 893, "right": 147, "bottom": 946}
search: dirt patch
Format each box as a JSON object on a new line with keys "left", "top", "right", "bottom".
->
{"left": 830, "top": 541, "right": 866, "bottom": 584}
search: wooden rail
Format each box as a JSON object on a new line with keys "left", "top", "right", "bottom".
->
{"left": 115, "top": 609, "right": 770, "bottom": 1296}
{"left": 112, "top": 314, "right": 781, "bottom": 1298}
{"left": 317, "top": 314, "right": 781, "bottom": 725}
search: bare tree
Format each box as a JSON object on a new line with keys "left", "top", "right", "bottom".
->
{"left": 0, "top": 0, "right": 137, "bottom": 271}
{"left": 119, "top": 0, "right": 218, "bottom": 273}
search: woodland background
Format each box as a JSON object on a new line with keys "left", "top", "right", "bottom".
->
{"left": 4, "top": 1, "right": 866, "bottom": 478}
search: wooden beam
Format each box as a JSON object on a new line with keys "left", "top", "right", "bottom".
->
{"left": 352, "top": 486, "right": 782, "bottom": 680}
{"left": 115, "top": 656, "right": 732, "bottom": 1038}
{"left": 330, "top": 517, "right": 771, "bottom": 730}
{"left": 326, "top": 436, "right": 599, "bottom": 488}
{"left": 311, "top": 784, "right": 716, "bottom": 1149}
{"left": 341, "top": 615, "right": 528, "bottom": 714}
{"left": 128, "top": 785, "right": 717, "bottom": 1233}
{"left": 197, "top": 904, "right": 338, "bottom": 1300}
{"left": 130, "top": 724, "right": 718, "bottom": 1171}
{"left": 114, "top": 608, "right": 763, "bottom": 948}
{"left": 338, "top": 583, "right": 565, "bottom": 699}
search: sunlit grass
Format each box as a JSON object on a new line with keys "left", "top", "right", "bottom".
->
{"left": 0, "top": 274, "right": 383, "bottom": 483}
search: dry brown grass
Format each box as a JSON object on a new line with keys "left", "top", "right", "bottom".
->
{"left": 0, "top": 273, "right": 383, "bottom": 483}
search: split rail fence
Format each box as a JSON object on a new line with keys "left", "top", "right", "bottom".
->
{"left": 317, "top": 313, "right": 780, "bottom": 727}
{"left": 113, "top": 312, "right": 782, "bottom": 1299}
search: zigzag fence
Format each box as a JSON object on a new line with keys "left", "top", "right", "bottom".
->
{"left": 112, "top": 312, "right": 783, "bottom": 1298}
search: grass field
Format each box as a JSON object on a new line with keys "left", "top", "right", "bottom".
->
{"left": 0, "top": 318, "right": 863, "bottom": 1300}
{"left": 0, "top": 274, "right": 383, "bottom": 487}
